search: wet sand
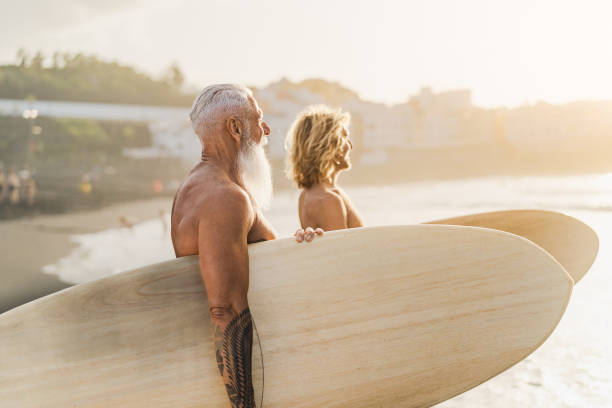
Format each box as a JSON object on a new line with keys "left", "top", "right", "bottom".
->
{"left": 0, "top": 197, "right": 173, "bottom": 313}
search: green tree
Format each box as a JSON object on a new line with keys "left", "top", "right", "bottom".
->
{"left": 164, "top": 62, "right": 185, "bottom": 88}
{"left": 16, "top": 48, "right": 29, "bottom": 67}
{"left": 0, "top": 51, "right": 195, "bottom": 106}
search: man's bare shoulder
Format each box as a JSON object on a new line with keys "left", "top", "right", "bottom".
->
{"left": 176, "top": 166, "right": 250, "bottom": 214}
{"left": 171, "top": 171, "right": 254, "bottom": 255}
{"left": 196, "top": 183, "right": 253, "bottom": 224}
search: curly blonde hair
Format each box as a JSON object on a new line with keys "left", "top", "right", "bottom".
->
{"left": 285, "top": 105, "right": 351, "bottom": 189}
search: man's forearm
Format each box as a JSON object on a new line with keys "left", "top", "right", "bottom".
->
{"left": 213, "top": 307, "right": 255, "bottom": 408}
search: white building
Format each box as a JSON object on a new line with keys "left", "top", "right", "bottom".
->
{"left": 254, "top": 80, "right": 326, "bottom": 160}
{"left": 504, "top": 102, "right": 612, "bottom": 153}
{"left": 0, "top": 83, "right": 499, "bottom": 165}
{"left": 0, "top": 98, "right": 200, "bottom": 161}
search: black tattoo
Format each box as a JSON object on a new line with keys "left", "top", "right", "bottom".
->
{"left": 214, "top": 308, "right": 255, "bottom": 408}
{"left": 214, "top": 334, "right": 224, "bottom": 376}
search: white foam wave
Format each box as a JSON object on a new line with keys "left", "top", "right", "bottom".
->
{"left": 43, "top": 217, "right": 174, "bottom": 285}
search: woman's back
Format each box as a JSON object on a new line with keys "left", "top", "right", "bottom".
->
{"left": 298, "top": 183, "right": 363, "bottom": 231}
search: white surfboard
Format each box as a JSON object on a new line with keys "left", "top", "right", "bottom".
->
{"left": 426, "top": 209, "right": 599, "bottom": 283}
{"left": 0, "top": 225, "right": 572, "bottom": 407}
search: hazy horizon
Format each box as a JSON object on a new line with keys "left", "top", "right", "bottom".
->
{"left": 2, "top": 0, "right": 611, "bottom": 108}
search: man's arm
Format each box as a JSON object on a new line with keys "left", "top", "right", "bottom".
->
{"left": 197, "top": 189, "right": 255, "bottom": 408}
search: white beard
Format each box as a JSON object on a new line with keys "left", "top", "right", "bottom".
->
{"left": 237, "top": 136, "right": 273, "bottom": 210}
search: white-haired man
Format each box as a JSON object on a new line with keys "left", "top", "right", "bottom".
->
{"left": 171, "top": 84, "right": 321, "bottom": 407}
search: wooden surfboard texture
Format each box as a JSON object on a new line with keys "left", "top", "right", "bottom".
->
{"left": 0, "top": 225, "right": 572, "bottom": 407}
{"left": 426, "top": 209, "right": 599, "bottom": 283}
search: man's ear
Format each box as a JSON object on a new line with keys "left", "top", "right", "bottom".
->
{"left": 226, "top": 116, "right": 243, "bottom": 143}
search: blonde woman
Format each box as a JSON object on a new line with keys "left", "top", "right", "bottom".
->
{"left": 287, "top": 105, "right": 364, "bottom": 234}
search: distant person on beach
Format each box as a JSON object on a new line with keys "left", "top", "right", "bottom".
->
{"left": 286, "top": 105, "right": 364, "bottom": 231}
{"left": 119, "top": 215, "right": 134, "bottom": 230}
{"left": 24, "top": 176, "right": 37, "bottom": 207}
{"left": 80, "top": 174, "right": 93, "bottom": 195}
{"left": 171, "top": 84, "right": 321, "bottom": 408}
{"left": 18, "top": 166, "right": 37, "bottom": 207}
{"left": 152, "top": 179, "right": 163, "bottom": 193}
{"left": 0, "top": 167, "right": 5, "bottom": 204}
{"left": 79, "top": 174, "right": 93, "bottom": 206}
{"left": 159, "top": 209, "right": 168, "bottom": 237}
{"left": 7, "top": 167, "right": 21, "bottom": 205}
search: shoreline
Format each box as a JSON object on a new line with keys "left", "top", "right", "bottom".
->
{"left": 0, "top": 197, "right": 173, "bottom": 313}
{"left": 2, "top": 171, "right": 610, "bottom": 312}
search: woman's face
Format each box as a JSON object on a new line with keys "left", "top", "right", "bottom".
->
{"left": 335, "top": 126, "right": 353, "bottom": 170}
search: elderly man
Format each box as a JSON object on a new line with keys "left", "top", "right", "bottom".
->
{"left": 171, "top": 84, "right": 320, "bottom": 407}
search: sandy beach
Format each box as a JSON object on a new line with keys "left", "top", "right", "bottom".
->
{"left": 0, "top": 197, "right": 174, "bottom": 313}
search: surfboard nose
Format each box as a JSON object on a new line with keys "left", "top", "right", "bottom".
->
{"left": 427, "top": 209, "right": 599, "bottom": 283}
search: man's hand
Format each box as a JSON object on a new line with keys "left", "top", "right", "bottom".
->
{"left": 294, "top": 227, "right": 324, "bottom": 243}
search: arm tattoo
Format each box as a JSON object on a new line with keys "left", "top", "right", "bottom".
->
{"left": 213, "top": 308, "right": 255, "bottom": 408}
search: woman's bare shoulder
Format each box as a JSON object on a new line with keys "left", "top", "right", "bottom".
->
{"left": 302, "top": 187, "right": 344, "bottom": 214}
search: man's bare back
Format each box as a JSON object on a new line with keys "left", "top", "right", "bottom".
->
{"left": 171, "top": 163, "right": 276, "bottom": 257}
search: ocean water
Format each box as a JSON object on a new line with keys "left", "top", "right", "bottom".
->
{"left": 43, "top": 174, "right": 612, "bottom": 407}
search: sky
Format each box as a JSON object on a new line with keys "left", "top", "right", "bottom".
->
{"left": 1, "top": 0, "right": 611, "bottom": 107}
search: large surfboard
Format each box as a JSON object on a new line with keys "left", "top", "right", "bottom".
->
{"left": 0, "top": 225, "right": 572, "bottom": 407}
{"left": 426, "top": 209, "right": 599, "bottom": 283}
